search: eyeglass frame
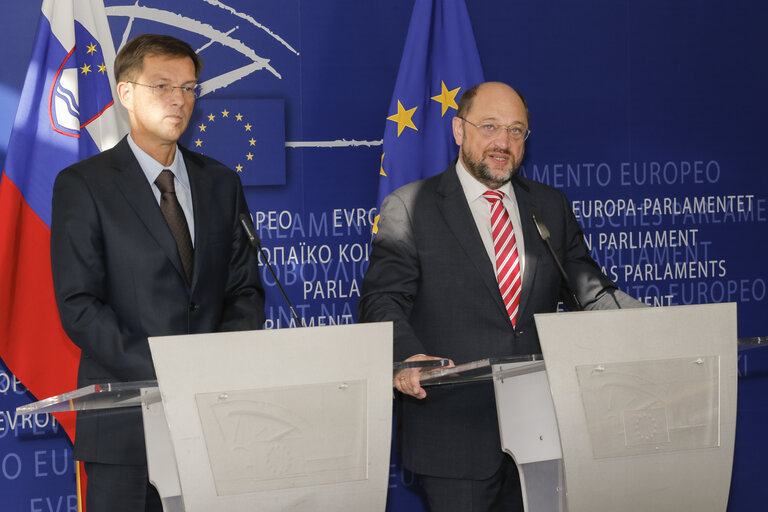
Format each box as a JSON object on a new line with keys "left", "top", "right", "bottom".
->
{"left": 457, "top": 116, "right": 531, "bottom": 142}
{"left": 126, "top": 81, "right": 202, "bottom": 99}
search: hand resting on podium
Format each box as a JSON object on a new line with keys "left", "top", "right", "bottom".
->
{"left": 394, "top": 354, "right": 454, "bottom": 399}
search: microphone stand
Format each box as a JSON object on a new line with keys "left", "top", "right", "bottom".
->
{"left": 531, "top": 212, "right": 583, "bottom": 311}
{"left": 239, "top": 214, "right": 305, "bottom": 327}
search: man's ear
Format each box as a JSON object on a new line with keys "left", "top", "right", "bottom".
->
{"left": 116, "top": 81, "right": 133, "bottom": 112}
{"left": 452, "top": 116, "right": 464, "bottom": 146}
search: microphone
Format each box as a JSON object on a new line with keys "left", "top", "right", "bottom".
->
{"left": 531, "top": 211, "right": 583, "bottom": 311}
{"left": 239, "top": 213, "right": 305, "bottom": 327}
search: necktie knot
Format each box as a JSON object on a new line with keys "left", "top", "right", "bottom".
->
{"left": 155, "top": 169, "right": 176, "bottom": 194}
{"left": 482, "top": 190, "right": 504, "bottom": 204}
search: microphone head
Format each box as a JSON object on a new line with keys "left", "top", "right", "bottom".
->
{"left": 532, "top": 212, "right": 550, "bottom": 241}
{"left": 239, "top": 213, "right": 260, "bottom": 248}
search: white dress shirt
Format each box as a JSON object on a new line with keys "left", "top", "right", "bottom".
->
{"left": 455, "top": 159, "right": 525, "bottom": 285}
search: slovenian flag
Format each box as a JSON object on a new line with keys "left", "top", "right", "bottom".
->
{"left": 0, "top": 0, "right": 124, "bottom": 451}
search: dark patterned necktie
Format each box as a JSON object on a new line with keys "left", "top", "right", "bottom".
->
{"left": 155, "top": 169, "right": 193, "bottom": 280}
{"left": 483, "top": 190, "right": 521, "bottom": 326}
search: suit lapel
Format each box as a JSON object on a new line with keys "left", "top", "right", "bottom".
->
{"left": 182, "top": 147, "right": 211, "bottom": 290}
{"left": 436, "top": 163, "right": 511, "bottom": 321}
{"left": 111, "top": 138, "right": 190, "bottom": 286}
{"left": 512, "top": 176, "right": 546, "bottom": 322}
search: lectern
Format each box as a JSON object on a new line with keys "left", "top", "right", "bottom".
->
{"left": 421, "top": 303, "right": 738, "bottom": 512}
{"left": 18, "top": 323, "right": 393, "bottom": 512}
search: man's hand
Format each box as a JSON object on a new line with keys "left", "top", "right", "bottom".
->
{"left": 393, "top": 354, "right": 454, "bottom": 399}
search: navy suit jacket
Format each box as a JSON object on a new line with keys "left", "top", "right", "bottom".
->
{"left": 51, "top": 136, "right": 266, "bottom": 464}
{"left": 359, "top": 161, "right": 639, "bottom": 479}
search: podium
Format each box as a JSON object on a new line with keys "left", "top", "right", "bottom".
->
{"left": 17, "top": 323, "right": 393, "bottom": 512}
{"left": 420, "top": 303, "right": 738, "bottom": 512}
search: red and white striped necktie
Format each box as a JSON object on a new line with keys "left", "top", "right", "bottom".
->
{"left": 482, "top": 190, "right": 521, "bottom": 326}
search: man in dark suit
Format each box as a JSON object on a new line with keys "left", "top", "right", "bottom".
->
{"left": 358, "top": 82, "right": 642, "bottom": 511}
{"left": 51, "top": 34, "right": 265, "bottom": 511}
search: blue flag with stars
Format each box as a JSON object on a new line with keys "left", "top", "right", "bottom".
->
{"left": 376, "top": 0, "right": 484, "bottom": 227}
{"left": 180, "top": 98, "right": 286, "bottom": 186}
{"left": 379, "top": 2, "right": 484, "bottom": 510}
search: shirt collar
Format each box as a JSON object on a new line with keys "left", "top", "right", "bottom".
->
{"left": 127, "top": 134, "right": 190, "bottom": 192}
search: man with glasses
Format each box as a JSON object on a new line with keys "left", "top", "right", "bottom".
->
{"left": 50, "top": 34, "right": 266, "bottom": 511}
{"left": 359, "top": 82, "right": 642, "bottom": 511}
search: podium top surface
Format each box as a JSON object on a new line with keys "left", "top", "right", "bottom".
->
{"left": 419, "top": 354, "right": 544, "bottom": 387}
{"left": 19, "top": 333, "right": 758, "bottom": 415}
{"left": 16, "top": 380, "right": 160, "bottom": 414}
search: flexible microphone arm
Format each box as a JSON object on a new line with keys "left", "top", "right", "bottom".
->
{"left": 531, "top": 212, "right": 583, "bottom": 312}
{"left": 239, "top": 214, "right": 305, "bottom": 327}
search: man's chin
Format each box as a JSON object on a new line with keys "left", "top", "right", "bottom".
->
{"left": 486, "top": 166, "right": 515, "bottom": 184}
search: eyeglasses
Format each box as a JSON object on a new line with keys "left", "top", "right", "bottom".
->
{"left": 458, "top": 117, "right": 531, "bottom": 141}
{"left": 127, "top": 81, "right": 201, "bottom": 99}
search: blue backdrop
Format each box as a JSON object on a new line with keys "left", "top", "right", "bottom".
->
{"left": 1, "top": 1, "right": 766, "bottom": 510}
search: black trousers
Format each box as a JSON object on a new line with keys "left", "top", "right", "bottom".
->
{"left": 84, "top": 462, "right": 162, "bottom": 512}
{"left": 418, "top": 454, "right": 524, "bottom": 512}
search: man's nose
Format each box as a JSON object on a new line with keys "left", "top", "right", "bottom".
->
{"left": 491, "top": 128, "right": 512, "bottom": 147}
{"left": 168, "top": 86, "right": 187, "bottom": 103}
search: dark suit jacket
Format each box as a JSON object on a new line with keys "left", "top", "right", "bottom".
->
{"left": 359, "top": 161, "right": 638, "bottom": 480}
{"left": 51, "top": 136, "right": 266, "bottom": 465}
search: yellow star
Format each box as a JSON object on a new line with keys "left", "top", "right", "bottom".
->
{"left": 244, "top": 123, "right": 252, "bottom": 132}
{"left": 379, "top": 153, "right": 386, "bottom": 176}
{"left": 235, "top": 113, "right": 243, "bottom": 121}
{"left": 386, "top": 100, "right": 418, "bottom": 136}
{"left": 97, "top": 63, "right": 107, "bottom": 74}
{"left": 195, "top": 139, "right": 203, "bottom": 147}
{"left": 86, "top": 43, "right": 98, "bottom": 55}
{"left": 248, "top": 138, "right": 257, "bottom": 146}
{"left": 372, "top": 214, "right": 380, "bottom": 235}
{"left": 208, "top": 113, "right": 215, "bottom": 121}
{"left": 246, "top": 153, "right": 254, "bottom": 161}
{"left": 431, "top": 81, "right": 461, "bottom": 116}
{"left": 80, "top": 63, "right": 91, "bottom": 75}
{"left": 235, "top": 164, "right": 243, "bottom": 172}
{"left": 199, "top": 123, "right": 207, "bottom": 132}
{"left": 221, "top": 109, "right": 229, "bottom": 117}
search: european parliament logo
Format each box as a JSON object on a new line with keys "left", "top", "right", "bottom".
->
{"left": 104, "top": 0, "right": 297, "bottom": 186}
{"left": 180, "top": 99, "right": 286, "bottom": 186}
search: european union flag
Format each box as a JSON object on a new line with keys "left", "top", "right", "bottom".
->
{"left": 179, "top": 99, "right": 286, "bottom": 186}
{"left": 379, "top": 2, "right": 484, "bottom": 511}
{"left": 376, "top": 0, "right": 485, "bottom": 225}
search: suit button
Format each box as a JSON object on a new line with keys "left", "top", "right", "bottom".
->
{"left": 189, "top": 302, "right": 199, "bottom": 312}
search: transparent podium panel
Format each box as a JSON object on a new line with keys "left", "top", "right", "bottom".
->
{"left": 417, "top": 354, "right": 544, "bottom": 386}
{"left": 16, "top": 380, "right": 160, "bottom": 414}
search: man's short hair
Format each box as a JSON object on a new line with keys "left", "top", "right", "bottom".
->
{"left": 456, "top": 83, "right": 530, "bottom": 123}
{"left": 114, "top": 34, "right": 203, "bottom": 83}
